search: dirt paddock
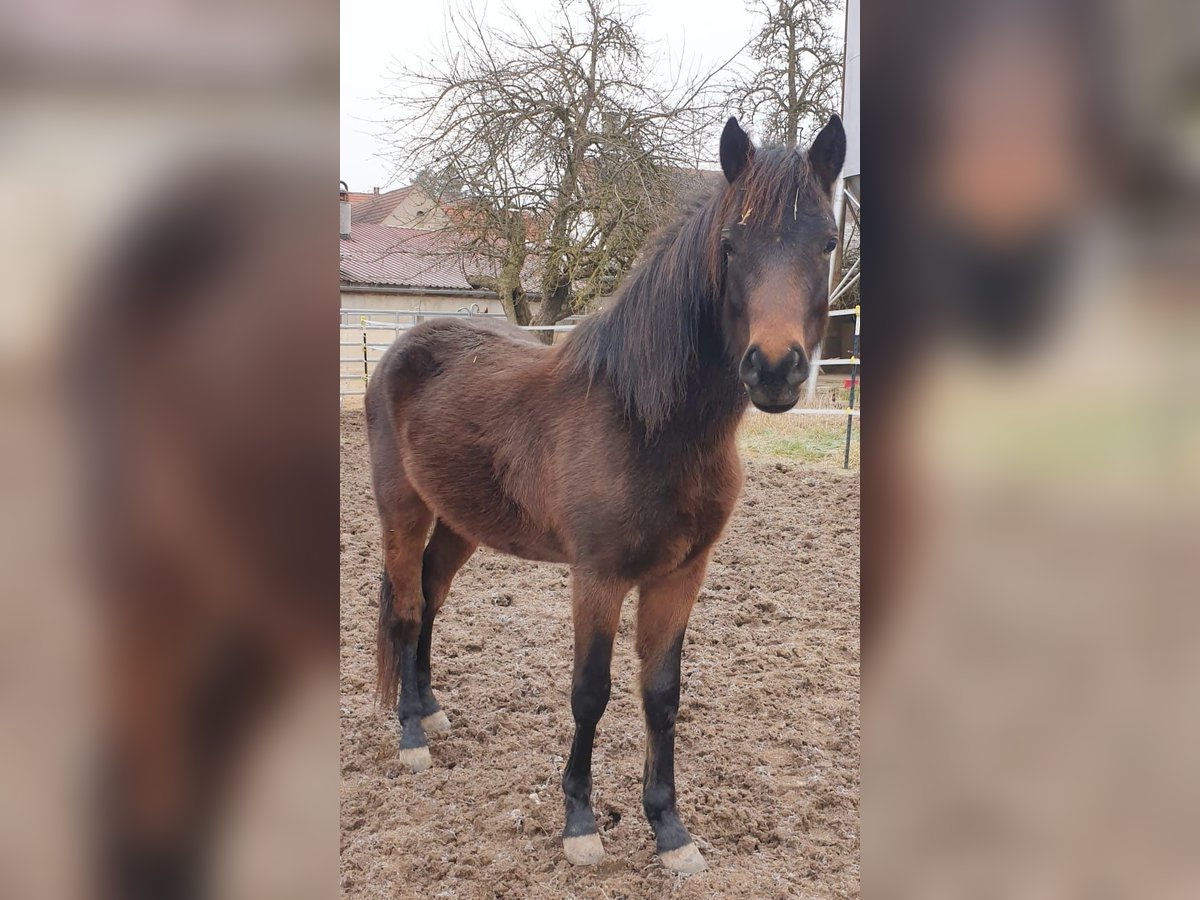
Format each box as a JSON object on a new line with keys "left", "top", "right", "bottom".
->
{"left": 340, "top": 410, "right": 859, "bottom": 898}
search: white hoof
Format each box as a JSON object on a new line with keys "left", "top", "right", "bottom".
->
{"left": 421, "top": 710, "right": 451, "bottom": 733}
{"left": 659, "top": 842, "right": 706, "bottom": 874}
{"left": 397, "top": 745, "right": 431, "bottom": 773}
{"left": 563, "top": 833, "right": 605, "bottom": 866}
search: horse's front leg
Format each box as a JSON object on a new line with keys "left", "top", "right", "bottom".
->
{"left": 636, "top": 553, "right": 710, "bottom": 874}
{"left": 561, "top": 569, "right": 628, "bottom": 866}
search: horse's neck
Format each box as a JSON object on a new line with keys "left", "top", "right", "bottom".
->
{"left": 656, "top": 314, "right": 748, "bottom": 449}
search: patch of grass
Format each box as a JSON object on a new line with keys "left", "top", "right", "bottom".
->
{"left": 738, "top": 412, "right": 860, "bottom": 468}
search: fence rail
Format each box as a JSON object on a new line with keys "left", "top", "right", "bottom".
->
{"left": 339, "top": 306, "right": 860, "bottom": 463}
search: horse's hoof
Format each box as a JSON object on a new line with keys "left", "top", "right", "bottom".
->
{"left": 421, "top": 710, "right": 451, "bottom": 734}
{"left": 659, "top": 842, "right": 706, "bottom": 875}
{"left": 563, "top": 833, "right": 605, "bottom": 866}
{"left": 397, "top": 745, "right": 432, "bottom": 773}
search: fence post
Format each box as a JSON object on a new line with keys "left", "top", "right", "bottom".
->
{"left": 843, "top": 305, "right": 860, "bottom": 469}
{"left": 361, "top": 316, "right": 369, "bottom": 390}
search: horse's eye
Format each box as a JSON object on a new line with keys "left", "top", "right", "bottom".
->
{"left": 824, "top": 236, "right": 838, "bottom": 254}
{"left": 721, "top": 235, "right": 735, "bottom": 257}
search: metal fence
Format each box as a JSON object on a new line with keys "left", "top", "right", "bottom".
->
{"left": 339, "top": 305, "right": 583, "bottom": 392}
{"left": 339, "top": 304, "right": 860, "bottom": 461}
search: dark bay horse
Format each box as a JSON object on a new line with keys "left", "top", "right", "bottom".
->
{"left": 366, "top": 115, "right": 845, "bottom": 874}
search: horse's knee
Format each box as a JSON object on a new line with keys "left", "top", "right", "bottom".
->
{"left": 571, "top": 678, "right": 610, "bottom": 725}
{"left": 642, "top": 683, "right": 679, "bottom": 734}
{"left": 571, "top": 628, "right": 616, "bottom": 724}
{"left": 387, "top": 607, "right": 421, "bottom": 643}
{"left": 381, "top": 572, "right": 424, "bottom": 638}
{"left": 571, "top": 676, "right": 611, "bottom": 726}
{"left": 383, "top": 603, "right": 422, "bottom": 648}
{"left": 641, "top": 637, "right": 682, "bottom": 722}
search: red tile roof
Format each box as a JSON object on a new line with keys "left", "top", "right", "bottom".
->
{"left": 347, "top": 186, "right": 417, "bottom": 225}
{"left": 340, "top": 222, "right": 544, "bottom": 294}
{"left": 340, "top": 223, "right": 479, "bottom": 290}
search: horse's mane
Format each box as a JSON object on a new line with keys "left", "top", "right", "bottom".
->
{"left": 561, "top": 145, "right": 821, "bottom": 434}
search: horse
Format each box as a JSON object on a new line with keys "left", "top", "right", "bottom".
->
{"left": 365, "top": 114, "right": 846, "bottom": 874}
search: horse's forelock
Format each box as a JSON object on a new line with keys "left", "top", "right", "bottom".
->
{"left": 724, "top": 146, "right": 824, "bottom": 232}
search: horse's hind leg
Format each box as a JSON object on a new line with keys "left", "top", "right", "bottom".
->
{"left": 416, "top": 520, "right": 477, "bottom": 733}
{"left": 561, "top": 569, "right": 629, "bottom": 866}
{"left": 635, "top": 553, "right": 710, "bottom": 874}
{"left": 376, "top": 491, "right": 435, "bottom": 772}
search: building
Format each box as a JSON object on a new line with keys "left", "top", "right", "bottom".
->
{"left": 339, "top": 220, "right": 508, "bottom": 317}
{"left": 347, "top": 184, "right": 453, "bottom": 231}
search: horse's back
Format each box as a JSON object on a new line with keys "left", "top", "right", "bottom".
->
{"left": 369, "top": 317, "right": 542, "bottom": 403}
{"left": 366, "top": 316, "right": 549, "bottom": 475}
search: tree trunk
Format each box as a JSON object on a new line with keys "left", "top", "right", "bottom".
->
{"left": 499, "top": 212, "right": 532, "bottom": 325}
{"left": 467, "top": 270, "right": 531, "bottom": 325}
{"left": 532, "top": 274, "right": 570, "bottom": 345}
{"left": 498, "top": 274, "right": 532, "bottom": 326}
{"left": 467, "top": 212, "right": 531, "bottom": 325}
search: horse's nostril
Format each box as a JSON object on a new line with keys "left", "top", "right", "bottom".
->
{"left": 784, "top": 349, "right": 808, "bottom": 386}
{"left": 739, "top": 347, "right": 763, "bottom": 387}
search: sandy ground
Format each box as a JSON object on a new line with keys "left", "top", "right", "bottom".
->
{"left": 340, "top": 410, "right": 859, "bottom": 898}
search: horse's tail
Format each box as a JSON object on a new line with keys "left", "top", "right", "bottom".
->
{"left": 366, "top": 359, "right": 409, "bottom": 712}
{"left": 375, "top": 567, "right": 403, "bottom": 710}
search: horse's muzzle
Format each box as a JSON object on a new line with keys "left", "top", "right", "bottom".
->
{"left": 740, "top": 345, "right": 808, "bottom": 412}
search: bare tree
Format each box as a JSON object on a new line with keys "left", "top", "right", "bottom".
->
{"left": 380, "top": 0, "right": 729, "bottom": 332}
{"left": 736, "top": 0, "right": 843, "bottom": 147}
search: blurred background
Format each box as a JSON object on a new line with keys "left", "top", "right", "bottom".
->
{"left": 0, "top": 1, "right": 338, "bottom": 898}
{"left": 865, "top": 0, "right": 1199, "bottom": 896}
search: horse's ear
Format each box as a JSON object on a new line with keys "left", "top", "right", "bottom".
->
{"left": 807, "top": 113, "right": 846, "bottom": 195}
{"left": 720, "top": 117, "right": 754, "bottom": 184}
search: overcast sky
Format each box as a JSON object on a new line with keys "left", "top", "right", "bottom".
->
{"left": 340, "top": 0, "right": 769, "bottom": 193}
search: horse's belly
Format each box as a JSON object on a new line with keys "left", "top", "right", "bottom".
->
{"left": 404, "top": 450, "right": 568, "bottom": 564}
{"left": 442, "top": 502, "right": 569, "bottom": 565}
{"left": 479, "top": 533, "right": 569, "bottom": 564}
